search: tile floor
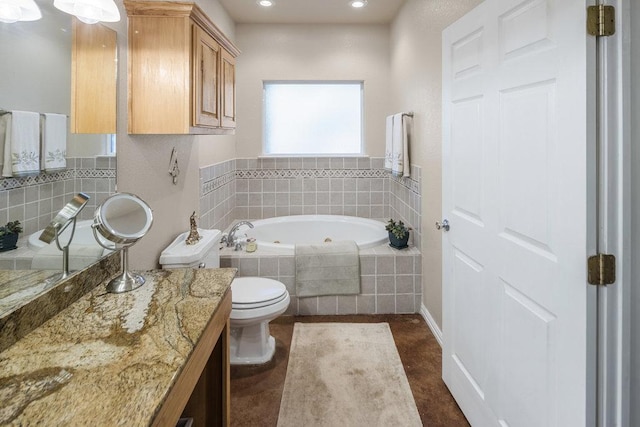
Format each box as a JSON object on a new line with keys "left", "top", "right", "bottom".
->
{"left": 230, "top": 314, "right": 470, "bottom": 426}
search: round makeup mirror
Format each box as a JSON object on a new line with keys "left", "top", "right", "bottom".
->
{"left": 92, "top": 192, "right": 153, "bottom": 293}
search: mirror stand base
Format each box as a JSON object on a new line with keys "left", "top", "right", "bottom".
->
{"left": 106, "top": 271, "right": 145, "bottom": 293}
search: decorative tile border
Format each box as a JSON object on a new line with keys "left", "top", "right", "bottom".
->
{"left": 235, "top": 168, "right": 389, "bottom": 180}
{"left": 390, "top": 173, "right": 420, "bottom": 195}
{"left": 74, "top": 169, "right": 116, "bottom": 180}
{"left": 0, "top": 170, "right": 75, "bottom": 191}
{"left": 0, "top": 158, "right": 116, "bottom": 191}
{"left": 202, "top": 170, "right": 235, "bottom": 196}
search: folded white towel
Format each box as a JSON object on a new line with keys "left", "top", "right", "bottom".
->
{"left": 295, "top": 240, "right": 360, "bottom": 297}
{"left": 41, "top": 113, "right": 67, "bottom": 171}
{"left": 384, "top": 115, "right": 394, "bottom": 171}
{"left": 391, "top": 113, "right": 411, "bottom": 178}
{"left": 1, "top": 110, "right": 41, "bottom": 177}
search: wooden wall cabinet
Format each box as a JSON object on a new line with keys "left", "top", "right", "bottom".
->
{"left": 125, "top": 1, "right": 240, "bottom": 135}
{"left": 71, "top": 20, "right": 117, "bottom": 134}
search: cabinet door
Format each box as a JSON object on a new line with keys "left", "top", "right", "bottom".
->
{"left": 193, "top": 25, "right": 220, "bottom": 128}
{"left": 71, "top": 19, "right": 117, "bottom": 134}
{"left": 220, "top": 49, "right": 236, "bottom": 129}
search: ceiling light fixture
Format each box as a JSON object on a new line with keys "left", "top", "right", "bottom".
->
{"left": 258, "top": 0, "right": 274, "bottom": 7}
{"left": 54, "top": 0, "right": 120, "bottom": 24}
{"left": 0, "top": 0, "right": 41, "bottom": 23}
{"left": 350, "top": 0, "right": 367, "bottom": 8}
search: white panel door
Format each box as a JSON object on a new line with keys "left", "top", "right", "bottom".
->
{"left": 442, "top": 1, "right": 597, "bottom": 426}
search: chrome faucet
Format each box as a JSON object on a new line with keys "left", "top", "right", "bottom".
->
{"left": 224, "top": 220, "right": 254, "bottom": 249}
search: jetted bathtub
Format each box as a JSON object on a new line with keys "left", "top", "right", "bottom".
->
{"left": 238, "top": 215, "right": 388, "bottom": 250}
{"left": 221, "top": 215, "right": 421, "bottom": 316}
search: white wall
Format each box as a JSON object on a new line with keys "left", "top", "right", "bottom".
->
{"left": 116, "top": 0, "right": 237, "bottom": 269}
{"left": 630, "top": 0, "right": 639, "bottom": 423}
{"left": 234, "top": 24, "right": 390, "bottom": 158}
{"left": 389, "top": 0, "right": 481, "bottom": 328}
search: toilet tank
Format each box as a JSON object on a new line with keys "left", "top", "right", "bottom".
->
{"left": 160, "top": 229, "right": 222, "bottom": 269}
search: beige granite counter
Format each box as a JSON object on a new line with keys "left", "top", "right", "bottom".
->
{"left": 0, "top": 267, "right": 236, "bottom": 426}
{"left": 0, "top": 270, "right": 60, "bottom": 315}
{"left": 0, "top": 252, "right": 121, "bottom": 352}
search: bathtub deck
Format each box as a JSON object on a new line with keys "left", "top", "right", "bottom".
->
{"left": 221, "top": 243, "right": 422, "bottom": 315}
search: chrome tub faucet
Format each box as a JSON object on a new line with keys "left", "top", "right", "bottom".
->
{"left": 223, "top": 220, "right": 254, "bottom": 249}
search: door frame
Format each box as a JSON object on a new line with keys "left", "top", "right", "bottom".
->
{"left": 597, "top": 0, "right": 631, "bottom": 425}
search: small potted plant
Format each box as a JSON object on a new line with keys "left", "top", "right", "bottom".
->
{"left": 386, "top": 219, "right": 410, "bottom": 249}
{"left": 0, "top": 220, "right": 22, "bottom": 252}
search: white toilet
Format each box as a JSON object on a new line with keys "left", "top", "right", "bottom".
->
{"left": 159, "top": 228, "right": 290, "bottom": 365}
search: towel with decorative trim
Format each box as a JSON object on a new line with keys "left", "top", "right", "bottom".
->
{"left": 41, "top": 113, "right": 67, "bottom": 171}
{"left": 295, "top": 240, "right": 360, "bottom": 297}
{"left": 385, "top": 113, "right": 411, "bottom": 178}
{"left": 1, "top": 110, "right": 41, "bottom": 177}
{"left": 384, "top": 115, "right": 394, "bottom": 171}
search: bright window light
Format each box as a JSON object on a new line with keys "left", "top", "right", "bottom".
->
{"left": 264, "top": 81, "right": 363, "bottom": 156}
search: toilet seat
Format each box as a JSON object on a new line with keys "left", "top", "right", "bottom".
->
{"left": 232, "top": 277, "right": 288, "bottom": 310}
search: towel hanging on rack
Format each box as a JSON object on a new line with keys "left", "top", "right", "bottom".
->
{"left": 0, "top": 110, "right": 41, "bottom": 177}
{"left": 384, "top": 112, "right": 411, "bottom": 178}
{"left": 41, "top": 113, "right": 67, "bottom": 172}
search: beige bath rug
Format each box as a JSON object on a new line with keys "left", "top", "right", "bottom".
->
{"left": 277, "top": 323, "right": 422, "bottom": 427}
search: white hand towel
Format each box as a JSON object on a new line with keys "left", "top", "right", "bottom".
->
{"left": 384, "top": 115, "right": 394, "bottom": 171}
{"left": 1, "top": 110, "right": 41, "bottom": 177}
{"left": 391, "top": 113, "right": 411, "bottom": 178}
{"left": 41, "top": 113, "right": 67, "bottom": 171}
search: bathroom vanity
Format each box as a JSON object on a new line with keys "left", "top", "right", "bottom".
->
{"left": 0, "top": 267, "right": 236, "bottom": 426}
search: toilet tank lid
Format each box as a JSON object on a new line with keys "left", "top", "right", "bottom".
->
{"left": 159, "top": 228, "right": 221, "bottom": 266}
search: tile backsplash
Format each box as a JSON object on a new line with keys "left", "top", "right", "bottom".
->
{"left": 200, "top": 156, "right": 422, "bottom": 248}
{"left": 0, "top": 156, "right": 116, "bottom": 237}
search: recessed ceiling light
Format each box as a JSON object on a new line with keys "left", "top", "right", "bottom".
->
{"left": 350, "top": 0, "right": 367, "bottom": 8}
{"left": 258, "top": 0, "right": 274, "bottom": 7}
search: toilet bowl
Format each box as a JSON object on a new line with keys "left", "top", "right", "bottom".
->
{"left": 230, "top": 277, "right": 290, "bottom": 365}
{"left": 159, "top": 228, "right": 290, "bottom": 365}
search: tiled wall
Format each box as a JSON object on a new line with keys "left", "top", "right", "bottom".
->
{"left": 199, "top": 156, "right": 422, "bottom": 248}
{"left": 234, "top": 157, "right": 390, "bottom": 220}
{"left": 220, "top": 246, "right": 422, "bottom": 315}
{"left": 199, "top": 159, "right": 237, "bottom": 233}
{"left": 0, "top": 156, "right": 116, "bottom": 237}
{"left": 389, "top": 169, "right": 422, "bottom": 249}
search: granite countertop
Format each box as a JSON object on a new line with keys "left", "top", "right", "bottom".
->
{"left": 0, "top": 270, "right": 60, "bottom": 316}
{"left": 0, "top": 267, "right": 236, "bottom": 426}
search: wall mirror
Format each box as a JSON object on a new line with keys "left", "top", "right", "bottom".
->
{"left": 0, "top": 0, "right": 120, "bottom": 313}
{"left": 0, "top": 0, "right": 117, "bottom": 152}
{"left": 93, "top": 193, "right": 153, "bottom": 293}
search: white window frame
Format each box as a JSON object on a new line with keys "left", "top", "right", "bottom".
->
{"left": 262, "top": 80, "right": 364, "bottom": 156}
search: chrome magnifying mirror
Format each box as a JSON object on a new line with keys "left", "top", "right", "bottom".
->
{"left": 38, "top": 192, "right": 90, "bottom": 282}
{"left": 92, "top": 192, "right": 153, "bottom": 293}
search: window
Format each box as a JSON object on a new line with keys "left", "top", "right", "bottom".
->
{"left": 263, "top": 81, "right": 363, "bottom": 155}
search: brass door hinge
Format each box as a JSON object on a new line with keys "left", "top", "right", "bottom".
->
{"left": 587, "top": 5, "right": 615, "bottom": 37}
{"left": 588, "top": 254, "right": 616, "bottom": 286}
